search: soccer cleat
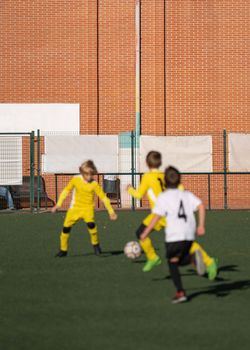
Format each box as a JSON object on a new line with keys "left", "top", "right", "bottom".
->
{"left": 172, "top": 291, "right": 188, "bottom": 304}
{"left": 93, "top": 244, "right": 102, "bottom": 256}
{"left": 194, "top": 250, "right": 206, "bottom": 276}
{"left": 55, "top": 250, "right": 68, "bottom": 257}
{"left": 206, "top": 258, "right": 218, "bottom": 280}
{"left": 142, "top": 256, "right": 162, "bottom": 272}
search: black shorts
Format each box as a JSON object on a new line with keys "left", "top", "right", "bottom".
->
{"left": 165, "top": 240, "right": 193, "bottom": 265}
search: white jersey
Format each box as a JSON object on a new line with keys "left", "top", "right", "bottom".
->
{"left": 153, "top": 189, "right": 202, "bottom": 243}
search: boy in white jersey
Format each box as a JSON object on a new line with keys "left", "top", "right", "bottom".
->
{"left": 141, "top": 166, "right": 208, "bottom": 304}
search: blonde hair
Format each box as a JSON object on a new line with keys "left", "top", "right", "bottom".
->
{"left": 79, "top": 160, "right": 98, "bottom": 175}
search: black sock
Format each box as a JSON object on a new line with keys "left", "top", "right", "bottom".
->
{"left": 168, "top": 262, "right": 183, "bottom": 292}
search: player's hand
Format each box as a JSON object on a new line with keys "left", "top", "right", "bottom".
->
{"left": 51, "top": 205, "right": 59, "bottom": 213}
{"left": 197, "top": 226, "right": 205, "bottom": 236}
{"left": 126, "top": 184, "right": 133, "bottom": 191}
{"left": 109, "top": 212, "right": 118, "bottom": 221}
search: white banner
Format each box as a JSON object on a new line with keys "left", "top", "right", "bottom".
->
{"left": 43, "top": 135, "right": 118, "bottom": 173}
{"left": 0, "top": 137, "right": 22, "bottom": 185}
{"left": 229, "top": 133, "right": 250, "bottom": 171}
{"left": 140, "top": 135, "right": 212, "bottom": 172}
{"left": 0, "top": 104, "right": 80, "bottom": 135}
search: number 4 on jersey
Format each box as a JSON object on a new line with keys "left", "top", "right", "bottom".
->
{"left": 178, "top": 200, "right": 187, "bottom": 222}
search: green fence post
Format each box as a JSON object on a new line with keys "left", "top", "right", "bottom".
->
{"left": 207, "top": 173, "right": 211, "bottom": 210}
{"left": 131, "top": 130, "right": 135, "bottom": 211}
{"left": 223, "top": 129, "right": 228, "bottom": 209}
{"left": 29, "top": 131, "right": 35, "bottom": 212}
{"left": 37, "top": 129, "right": 41, "bottom": 212}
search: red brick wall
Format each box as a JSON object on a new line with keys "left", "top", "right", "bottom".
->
{"left": 164, "top": 0, "right": 249, "bottom": 134}
{"left": 0, "top": 0, "right": 135, "bottom": 134}
{"left": 1, "top": 0, "right": 249, "bottom": 133}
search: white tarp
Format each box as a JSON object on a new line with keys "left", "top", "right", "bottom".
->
{"left": 140, "top": 135, "right": 212, "bottom": 172}
{"left": 0, "top": 104, "right": 80, "bottom": 135}
{"left": 0, "top": 137, "right": 22, "bottom": 185}
{"left": 228, "top": 133, "right": 250, "bottom": 171}
{"left": 43, "top": 135, "right": 118, "bottom": 173}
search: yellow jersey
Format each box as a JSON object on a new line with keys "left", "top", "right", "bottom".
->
{"left": 128, "top": 170, "right": 165, "bottom": 209}
{"left": 128, "top": 169, "right": 184, "bottom": 210}
{"left": 57, "top": 175, "right": 114, "bottom": 215}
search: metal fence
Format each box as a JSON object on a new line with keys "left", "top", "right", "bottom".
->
{"left": 0, "top": 131, "right": 35, "bottom": 212}
{"left": 0, "top": 130, "right": 249, "bottom": 212}
{"left": 53, "top": 171, "right": 250, "bottom": 211}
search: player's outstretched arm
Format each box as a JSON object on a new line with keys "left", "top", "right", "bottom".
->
{"left": 51, "top": 205, "right": 60, "bottom": 213}
{"left": 127, "top": 175, "right": 148, "bottom": 200}
{"left": 94, "top": 184, "right": 118, "bottom": 221}
{"left": 51, "top": 179, "right": 74, "bottom": 213}
{"left": 140, "top": 214, "right": 161, "bottom": 241}
{"left": 197, "top": 203, "right": 206, "bottom": 236}
{"left": 109, "top": 212, "right": 118, "bottom": 221}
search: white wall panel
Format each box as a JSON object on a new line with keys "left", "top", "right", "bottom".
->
{"left": 229, "top": 133, "right": 250, "bottom": 171}
{"left": 0, "top": 104, "right": 79, "bottom": 135}
{"left": 140, "top": 136, "right": 213, "bottom": 172}
{"left": 43, "top": 135, "right": 118, "bottom": 173}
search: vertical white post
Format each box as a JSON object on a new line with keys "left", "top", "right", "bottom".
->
{"left": 135, "top": 0, "right": 141, "bottom": 139}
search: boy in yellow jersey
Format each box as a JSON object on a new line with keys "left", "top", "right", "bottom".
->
{"left": 127, "top": 151, "right": 217, "bottom": 279}
{"left": 52, "top": 160, "right": 117, "bottom": 257}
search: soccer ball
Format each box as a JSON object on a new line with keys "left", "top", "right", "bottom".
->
{"left": 124, "top": 241, "right": 141, "bottom": 260}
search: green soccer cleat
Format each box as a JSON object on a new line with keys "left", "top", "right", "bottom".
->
{"left": 142, "top": 256, "right": 162, "bottom": 272}
{"left": 207, "top": 258, "right": 218, "bottom": 280}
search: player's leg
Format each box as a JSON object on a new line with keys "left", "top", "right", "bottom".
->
{"left": 56, "top": 226, "right": 72, "bottom": 257}
{"left": 189, "top": 241, "right": 218, "bottom": 280}
{"left": 55, "top": 209, "right": 78, "bottom": 257}
{"left": 84, "top": 210, "right": 101, "bottom": 255}
{"left": 86, "top": 222, "right": 102, "bottom": 255}
{"left": 136, "top": 220, "right": 161, "bottom": 272}
{"left": 166, "top": 241, "right": 190, "bottom": 304}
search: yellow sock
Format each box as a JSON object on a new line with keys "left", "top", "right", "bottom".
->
{"left": 60, "top": 232, "right": 69, "bottom": 251}
{"left": 190, "top": 241, "right": 213, "bottom": 267}
{"left": 88, "top": 228, "right": 99, "bottom": 245}
{"left": 140, "top": 237, "right": 158, "bottom": 261}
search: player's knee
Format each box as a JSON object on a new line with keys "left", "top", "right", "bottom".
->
{"left": 136, "top": 224, "right": 146, "bottom": 239}
{"left": 169, "top": 257, "right": 179, "bottom": 263}
{"left": 87, "top": 222, "right": 96, "bottom": 230}
{"left": 63, "top": 226, "right": 72, "bottom": 234}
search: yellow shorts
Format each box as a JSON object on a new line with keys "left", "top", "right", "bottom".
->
{"left": 143, "top": 213, "right": 166, "bottom": 232}
{"left": 63, "top": 208, "right": 95, "bottom": 227}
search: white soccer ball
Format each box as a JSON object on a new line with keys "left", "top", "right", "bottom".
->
{"left": 124, "top": 241, "right": 141, "bottom": 260}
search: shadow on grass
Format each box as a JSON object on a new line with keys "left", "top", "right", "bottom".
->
{"left": 218, "top": 264, "right": 239, "bottom": 273}
{"left": 152, "top": 263, "right": 249, "bottom": 300}
{"left": 100, "top": 250, "right": 124, "bottom": 258}
{"left": 152, "top": 265, "right": 239, "bottom": 283}
{"left": 68, "top": 253, "right": 94, "bottom": 258}
{"left": 188, "top": 280, "right": 250, "bottom": 300}
{"left": 133, "top": 259, "right": 147, "bottom": 264}
{"left": 67, "top": 250, "right": 124, "bottom": 258}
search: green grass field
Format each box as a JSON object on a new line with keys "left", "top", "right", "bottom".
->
{"left": 0, "top": 210, "right": 249, "bottom": 350}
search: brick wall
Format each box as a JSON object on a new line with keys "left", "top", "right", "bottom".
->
{"left": 1, "top": 0, "right": 249, "bottom": 208}
{"left": 1, "top": 0, "right": 249, "bottom": 133}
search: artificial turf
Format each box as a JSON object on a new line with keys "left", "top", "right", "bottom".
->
{"left": 0, "top": 210, "right": 249, "bottom": 350}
